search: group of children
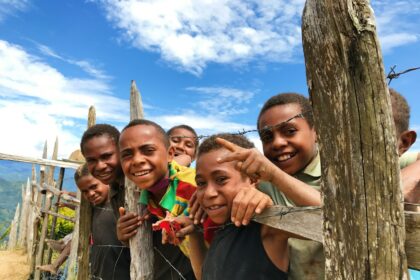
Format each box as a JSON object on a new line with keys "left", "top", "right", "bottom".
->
{"left": 38, "top": 88, "right": 419, "bottom": 279}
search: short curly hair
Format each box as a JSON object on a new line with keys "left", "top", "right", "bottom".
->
{"left": 257, "top": 93, "right": 314, "bottom": 130}
{"left": 197, "top": 133, "right": 254, "bottom": 158}
{"left": 74, "top": 163, "right": 91, "bottom": 184}
{"left": 80, "top": 124, "right": 120, "bottom": 155}
{"left": 122, "top": 119, "right": 170, "bottom": 148}
{"left": 389, "top": 88, "right": 410, "bottom": 136}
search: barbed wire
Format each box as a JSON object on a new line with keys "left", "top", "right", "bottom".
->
{"left": 387, "top": 65, "right": 420, "bottom": 85}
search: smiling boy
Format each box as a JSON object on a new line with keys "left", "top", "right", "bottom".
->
{"left": 118, "top": 119, "right": 197, "bottom": 279}
{"left": 169, "top": 133, "right": 307, "bottom": 280}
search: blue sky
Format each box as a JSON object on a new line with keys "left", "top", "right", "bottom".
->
{"left": 0, "top": 0, "right": 419, "bottom": 159}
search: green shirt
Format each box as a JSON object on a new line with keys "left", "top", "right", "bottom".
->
{"left": 258, "top": 154, "right": 324, "bottom": 280}
{"left": 258, "top": 153, "right": 321, "bottom": 206}
{"left": 399, "top": 151, "right": 418, "bottom": 169}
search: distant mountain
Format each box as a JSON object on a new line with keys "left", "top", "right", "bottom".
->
{"left": 0, "top": 160, "right": 77, "bottom": 226}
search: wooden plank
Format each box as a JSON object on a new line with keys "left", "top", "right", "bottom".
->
{"left": 253, "top": 206, "right": 322, "bottom": 243}
{"left": 254, "top": 207, "right": 419, "bottom": 270}
{"left": 302, "top": 0, "right": 407, "bottom": 278}
{"left": 0, "top": 152, "right": 80, "bottom": 169}
{"left": 67, "top": 190, "right": 83, "bottom": 280}
{"left": 405, "top": 211, "right": 420, "bottom": 269}
{"left": 126, "top": 80, "right": 154, "bottom": 280}
{"left": 40, "top": 210, "right": 76, "bottom": 223}
{"left": 40, "top": 183, "right": 80, "bottom": 205}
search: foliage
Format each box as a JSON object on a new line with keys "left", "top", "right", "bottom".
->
{"left": 47, "top": 207, "right": 75, "bottom": 240}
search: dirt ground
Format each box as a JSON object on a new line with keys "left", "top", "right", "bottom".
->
{"left": 0, "top": 249, "right": 29, "bottom": 280}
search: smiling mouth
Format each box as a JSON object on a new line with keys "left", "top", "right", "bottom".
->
{"left": 206, "top": 205, "right": 225, "bottom": 211}
{"left": 132, "top": 170, "right": 151, "bottom": 177}
{"left": 275, "top": 152, "right": 297, "bottom": 163}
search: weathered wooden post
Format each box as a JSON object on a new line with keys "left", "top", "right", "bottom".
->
{"left": 34, "top": 138, "right": 58, "bottom": 280}
{"left": 18, "top": 178, "right": 31, "bottom": 249}
{"left": 30, "top": 141, "right": 48, "bottom": 276}
{"left": 67, "top": 106, "right": 95, "bottom": 280}
{"left": 302, "top": 0, "right": 408, "bottom": 278}
{"left": 46, "top": 167, "right": 65, "bottom": 263}
{"left": 27, "top": 165, "right": 36, "bottom": 263}
{"left": 8, "top": 203, "right": 20, "bottom": 250}
{"left": 126, "top": 80, "right": 154, "bottom": 280}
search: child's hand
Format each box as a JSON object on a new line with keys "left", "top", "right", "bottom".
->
{"left": 189, "top": 191, "right": 208, "bottom": 225}
{"left": 231, "top": 188, "right": 273, "bottom": 227}
{"left": 169, "top": 146, "right": 192, "bottom": 166}
{"left": 117, "top": 207, "right": 150, "bottom": 242}
{"left": 216, "top": 137, "right": 277, "bottom": 182}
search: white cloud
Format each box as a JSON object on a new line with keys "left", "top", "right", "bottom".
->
{"left": 98, "top": 0, "right": 304, "bottom": 75}
{"left": 0, "top": 0, "right": 29, "bottom": 22}
{"left": 0, "top": 40, "right": 130, "bottom": 158}
{"left": 36, "top": 43, "right": 110, "bottom": 80}
{"left": 97, "top": 0, "right": 420, "bottom": 74}
{"left": 186, "top": 87, "right": 254, "bottom": 116}
{"left": 372, "top": 0, "right": 420, "bottom": 53}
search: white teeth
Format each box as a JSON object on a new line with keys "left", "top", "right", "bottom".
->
{"left": 208, "top": 205, "right": 221, "bottom": 210}
{"left": 278, "top": 154, "right": 293, "bottom": 161}
{"left": 133, "top": 170, "right": 150, "bottom": 176}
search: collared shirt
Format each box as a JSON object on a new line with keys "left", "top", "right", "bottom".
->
{"left": 258, "top": 152, "right": 321, "bottom": 206}
{"left": 399, "top": 151, "right": 419, "bottom": 169}
{"left": 139, "top": 160, "right": 196, "bottom": 218}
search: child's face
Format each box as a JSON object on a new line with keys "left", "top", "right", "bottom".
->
{"left": 195, "top": 148, "right": 253, "bottom": 224}
{"left": 258, "top": 103, "right": 317, "bottom": 175}
{"left": 77, "top": 175, "right": 109, "bottom": 206}
{"left": 169, "top": 128, "right": 197, "bottom": 159}
{"left": 119, "top": 125, "right": 172, "bottom": 189}
{"left": 83, "top": 135, "right": 120, "bottom": 185}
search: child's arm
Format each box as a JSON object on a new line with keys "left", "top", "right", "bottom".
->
{"left": 216, "top": 138, "right": 321, "bottom": 206}
{"left": 401, "top": 160, "right": 420, "bottom": 211}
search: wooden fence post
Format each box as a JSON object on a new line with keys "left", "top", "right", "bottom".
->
{"left": 18, "top": 178, "right": 31, "bottom": 249}
{"left": 30, "top": 141, "right": 48, "bottom": 276}
{"left": 7, "top": 203, "right": 20, "bottom": 250}
{"left": 46, "top": 167, "right": 66, "bottom": 264}
{"left": 67, "top": 106, "right": 95, "bottom": 280}
{"left": 27, "top": 166, "right": 36, "bottom": 264}
{"left": 34, "top": 137, "right": 58, "bottom": 280}
{"left": 302, "top": 0, "right": 408, "bottom": 278}
{"left": 126, "top": 80, "right": 154, "bottom": 280}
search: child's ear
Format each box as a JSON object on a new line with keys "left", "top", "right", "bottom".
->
{"left": 167, "top": 146, "right": 175, "bottom": 162}
{"left": 398, "top": 130, "right": 417, "bottom": 156}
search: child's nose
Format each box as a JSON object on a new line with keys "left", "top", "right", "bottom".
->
{"left": 272, "top": 133, "right": 288, "bottom": 149}
{"left": 132, "top": 152, "right": 146, "bottom": 165}
{"left": 96, "top": 160, "right": 107, "bottom": 170}
{"left": 204, "top": 184, "right": 218, "bottom": 198}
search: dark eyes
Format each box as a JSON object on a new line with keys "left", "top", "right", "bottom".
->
{"left": 171, "top": 137, "right": 181, "bottom": 143}
{"left": 259, "top": 125, "right": 297, "bottom": 143}
{"left": 196, "top": 180, "right": 206, "bottom": 188}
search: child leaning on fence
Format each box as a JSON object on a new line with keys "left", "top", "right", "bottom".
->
{"left": 118, "top": 119, "right": 198, "bottom": 279}
{"left": 167, "top": 133, "right": 314, "bottom": 280}
{"left": 75, "top": 163, "right": 131, "bottom": 280}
